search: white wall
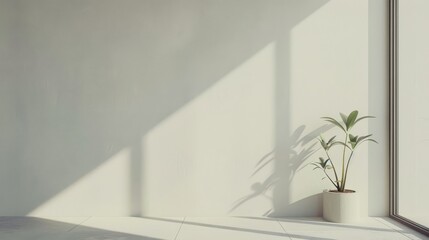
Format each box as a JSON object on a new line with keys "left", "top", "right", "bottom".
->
{"left": 368, "top": 0, "right": 389, "bottom": 217}
{"left": 0, "top": 0, "right": 388, "bottom": 216}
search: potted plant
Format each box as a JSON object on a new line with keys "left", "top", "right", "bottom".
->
{"left": 310, "top": 110, "right": 377, "bottom": 223}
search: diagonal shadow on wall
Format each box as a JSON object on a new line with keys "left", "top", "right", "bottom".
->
{"left": 0, "top": 0, "right": 329, "bottom": 215}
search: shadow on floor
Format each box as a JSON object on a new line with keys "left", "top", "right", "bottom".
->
{"left": 1, "top": 216, "right": 418, "bottom": 240}
{"left": 142, "top": 216, "right": 409, "bottom": 240}
{"left": 0, "top": 217, "right": 162, "bottom": 240}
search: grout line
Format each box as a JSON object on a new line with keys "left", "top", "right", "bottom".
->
{"left": 374, "top": 217, "right": 414, "bottom": 240}
{"left": 67, "top": 216, "right": 92, "bottom": 232}
{"left": 173, "top": 216, "right": 186, "bottom": 240}
{"left": 276, "top": 219, "right": 293, "bottom": 240}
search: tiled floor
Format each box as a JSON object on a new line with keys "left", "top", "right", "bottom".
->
{"left": 0, "top": 216, "right": 427, "bottom": 240}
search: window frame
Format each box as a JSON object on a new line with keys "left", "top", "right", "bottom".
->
{"left": 389, "top": 0, "right": 429, "bottom": 235}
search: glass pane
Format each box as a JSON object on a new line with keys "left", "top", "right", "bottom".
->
{"left": 397, "top": 0, "right": 429, "bottom": 228}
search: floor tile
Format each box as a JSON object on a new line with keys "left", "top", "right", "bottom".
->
{"left": 286, "top": 230, "right": 409, "bottom": 240}
{"left": 69, "top": 217, "right": 183, "bottom": 240}
{"left": 277, "top": 217, "right": 409, "bottom": 240}
{"left": 0, "top": 217, "right": 426, "bottom": 240}
{"left": 277, "top": 217, "right": 390, "bottom": 231}
{"left": 37, "top": 216, "right": 89, "bottom": 228}
{"left": 0, "top": 216, "right": 86, "bottom": 240}
{"left": 375, "top": 217, "right": 429, "bottom": 240}
{"left": 176, "top": 217, "right": 289, "bottom": 240}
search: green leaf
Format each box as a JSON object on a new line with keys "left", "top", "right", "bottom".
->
{"left": 327, "top": 136, "right": 336, "bottom": 145}
{"left": 352, "top": 116, "right": 375, "bottom": 128}
{"left": 348, "top": 134, "right": 359, "bottom": 149}
{"left": 324, "top": 158, "right": 330, "bottom": 167}
{"left": 349, "top": 134, "right": 358, "bottom": 142}
{"left": 355, "top": 138, "right": 378, "bottom": 148}
{"left": 311, "top": 163, "right": 321, "bottom": 169}
{"left": 322, "top": 117, "right": 346, "bottom": 132}
{"left": 318, "top": 138, "right": 328, "bottom": 150}
{"left": 346, "top": 110, "right": 359, "bottom": 130}
{"left": 340, "top": 113, "right": 348, "bottom": 125}
{"left": 357, "top": 134, "right": 372, "bottom": 143}
{"left": 366, "top": 139, "right": 378, "bottom": 144}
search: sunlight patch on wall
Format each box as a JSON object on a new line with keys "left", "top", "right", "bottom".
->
{"left": 143, "top": 42, "right": 276, "bottom": 216}
{"left": 28, "top": 148, "right": 131, "bottom": 216}
{"left": 286, "top": 0, "right": 369, "bottom": 215}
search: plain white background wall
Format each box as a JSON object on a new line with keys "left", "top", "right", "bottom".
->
{"left": 368, "top": 0, "right": 389, "bottom": 217}
{"left": 0, "top": 0, "right": 388, "bottom": 216}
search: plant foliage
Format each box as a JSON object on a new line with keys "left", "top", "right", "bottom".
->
{"left": 311, "top": 110, "right": 377, "bottom": 192}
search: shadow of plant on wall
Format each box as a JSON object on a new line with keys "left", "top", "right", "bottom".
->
{"left": 230, "top": 124, "right": 332, "bottom": 216}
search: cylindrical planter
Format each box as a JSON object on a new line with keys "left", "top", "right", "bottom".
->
{"left": 323, "top": 189, "right": 359, "bottom": 223}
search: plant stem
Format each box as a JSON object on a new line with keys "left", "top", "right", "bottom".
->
{"left": 342, "top": 151, "right": 354, "bottom": 191}
{"left": 323, "top": 170, "right": 337, "bottom": 189}
{"left": 325, "top": 150, "right": 340, "bottom": 190}
{"left": 340, "top": 132, "right": 348, "bottom": 191}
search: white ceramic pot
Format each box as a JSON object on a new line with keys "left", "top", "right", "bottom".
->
{"left": 323, "top": 189, "right": 359, "bottom": 223}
